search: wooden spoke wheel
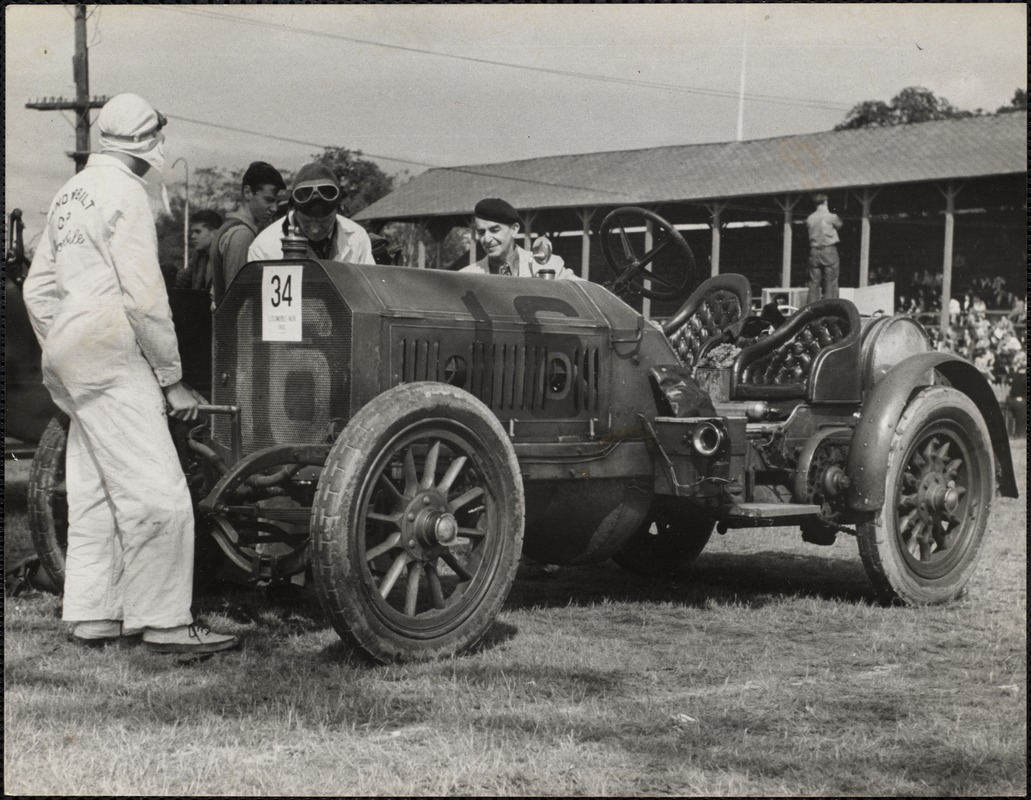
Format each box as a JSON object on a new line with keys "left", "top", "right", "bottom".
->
{"left": 857, "top": 387, "right": 994, "bottom": 605}
{"left": 311, "top": 383, "right": 524, "bottom": 663}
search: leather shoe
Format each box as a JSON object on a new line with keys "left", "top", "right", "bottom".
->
{"left": 67, "top": 620, "right": 127, "bottom": 647}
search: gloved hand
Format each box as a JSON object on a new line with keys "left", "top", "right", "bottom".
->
{"left": 162, "top": 381, "right": 200, "bottom": 421}
{"left": 174, "top": 268, "right": 192, "bottom": 289}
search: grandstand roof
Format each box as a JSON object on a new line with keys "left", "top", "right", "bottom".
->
{"left": 356, "top": 112, "right": 1027, "bottom": 223}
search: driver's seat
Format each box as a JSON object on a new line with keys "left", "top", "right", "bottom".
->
{"left": 662, "top": 274, "right": 751, "bottom": 369}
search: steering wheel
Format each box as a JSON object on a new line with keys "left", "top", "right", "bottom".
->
{"left": 599, "top": 206, "right": 697, "bottom": 302}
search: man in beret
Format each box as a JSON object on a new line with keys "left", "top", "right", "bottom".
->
{"left": 461, "top": 197, "right": 577, "bottom": 279}
{"left": 248, "top": 162, "right": 374, "bottom": 265}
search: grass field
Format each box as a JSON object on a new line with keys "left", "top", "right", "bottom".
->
{"left": 4, "top": 440, "right": 1026, "bottom": 796}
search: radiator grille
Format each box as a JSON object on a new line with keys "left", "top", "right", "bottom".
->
{"left": 397, "top": 335, "right": 602, "bottom": 416}
{"left": 212, "top": 275, "right": 351, "bottom": 455}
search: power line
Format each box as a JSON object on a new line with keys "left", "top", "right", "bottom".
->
{"left": 166, "top": 113, "right": 638, "bottom": 199}
{"left": 164, "top": 6, "right": 852, "bottom": 112}
{"left": 167, "top": 112, "right": 898, "bottom": 220}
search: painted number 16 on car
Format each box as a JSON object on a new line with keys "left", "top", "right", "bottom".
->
{"left": 262, "top": 264, "right": 304, "bottom": 342}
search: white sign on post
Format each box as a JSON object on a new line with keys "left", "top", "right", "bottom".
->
{"left": 262, "top": 265, "right": 304, "bottom": 342}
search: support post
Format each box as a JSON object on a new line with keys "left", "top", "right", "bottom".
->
{"left": 852, "top": 187, "right": 879, "bottom": 287}
{"left": 707, "top": 200, "right": 727, "bottom": 277}
{"left": 576, "top": 207, "right": 594, "bottom": 281}
{"left": 416, "top": 219, "right": 427, "bottom": 269}
{"left": 173, "top": 158, "right": 189, "bottom": 276}
{"left": 937, "top": 182, "right": 960, "bottom": 348}
{"left": 72, "top": 6, "right": 90, "bottom": 170}
{"left": 781, "top": 197, "right": 795, "bottom": 288}
{"left": 522, "top": 211, "right": 536, "bottom": 250}
{"left": 772, "top": 195, "right": 800, "bottom": 289}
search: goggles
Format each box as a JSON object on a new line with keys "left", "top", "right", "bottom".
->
{"left": 292, "top": 183, "right": 341, "bottom": 205}
{"left": 102, "top": 111, "right": 168, "bottom": 143}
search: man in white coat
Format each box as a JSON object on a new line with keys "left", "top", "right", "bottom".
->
{"left": 460, "top": 197, "right": 576, "bottom": 279}
{"left": 247, "top": 162, "right": 375, "bottom": 265}
{"left": 23, "top": 93, "right": 238, "bottom": 654}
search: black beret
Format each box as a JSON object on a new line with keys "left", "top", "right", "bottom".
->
{"left": 474, "top": 197, "right": 520, "bottom": 225}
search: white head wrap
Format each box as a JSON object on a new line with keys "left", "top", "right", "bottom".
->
{"left": 97, "top": 93, "right": 166, "bottom": 172}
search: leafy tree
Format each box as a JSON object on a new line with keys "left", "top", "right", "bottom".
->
{"left": 190, "top": 166, "right": 244, "bottom": 212}
{"left": 834, "top": 99, "right": 896, "bottom": 130}
{"left": 996, "top": 88, "right": 1027, "bottom": 113}
{"left": 835, "top": 86, "right": 975, "bottom": 130}
{"left": 155, "top": 166, "right": 241, "bottom": 277}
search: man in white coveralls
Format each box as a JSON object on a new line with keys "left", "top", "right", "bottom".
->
{"left": 23, "top": 93, "right": 239, "bottom": 655}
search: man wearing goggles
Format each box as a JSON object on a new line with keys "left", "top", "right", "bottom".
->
{"left": 248, "top": 162, "right": 374, "bottom": 265}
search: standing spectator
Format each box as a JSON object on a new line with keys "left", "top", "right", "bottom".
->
{"left": 805, "top": 193, "right": 842, "bottom": 304}
{"left": 248, "top": 163, "right": 375, "bottom": 265}
{"left": 210, "top": 161, "right": 286, "bottom": 305}
{"left": 176, "top": 209, "right": 222, "bottom": 291}
{"left": 22, "top": 93, "right": 238, "bottom": 654}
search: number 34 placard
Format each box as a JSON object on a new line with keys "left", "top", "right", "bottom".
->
{"left": 262, "top": 265, "right": 304, "bottom": 341}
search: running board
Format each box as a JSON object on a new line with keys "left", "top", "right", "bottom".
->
{"left": 719, "top": 502, "right": 821, "bottom": 529}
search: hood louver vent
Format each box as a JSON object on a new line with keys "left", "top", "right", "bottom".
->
{"left": 398, "top": 336, "right": 601, "bottom": 415}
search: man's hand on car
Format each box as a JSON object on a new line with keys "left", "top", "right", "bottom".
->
{"left": 162, "top": 381, "right": 200, "bottom": 421}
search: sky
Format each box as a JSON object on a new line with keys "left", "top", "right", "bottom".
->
{"left": 4, "top": 3, "right": 1027, "bottom": 244}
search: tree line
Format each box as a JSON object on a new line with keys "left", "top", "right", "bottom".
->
{"left": 835, "top": 86, "right": 1026, "bottom": 130}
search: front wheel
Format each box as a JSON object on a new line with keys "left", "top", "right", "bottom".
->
{"left": 857, "top": 387, "right": 994, "bottom": 605}
{"left": 612, "top": 497, "right": 714, "bottom": 576}
{"left": 311, "top": 383, "right": 525, "bottom": 663}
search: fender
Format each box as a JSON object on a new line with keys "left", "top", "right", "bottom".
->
{"left": 846, "top": 352, "right": 1017, "bottom": 511}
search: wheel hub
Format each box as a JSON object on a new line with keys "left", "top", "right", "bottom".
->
{"left": 916, "top": 473, "right": 959, "bottom": 520}
{"left": 403, "top": 491, "right": 459, "bottom": 553}
{"left": 927, "top": 484, "right": 960, "bottom": 515}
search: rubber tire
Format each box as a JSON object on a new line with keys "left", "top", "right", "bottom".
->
{"left": 612, "top": 496, "right": 714, "bottom": 576}
{"left": 311, "top": 382, "right": 525, "bottom": 663}
{"left": 856, "top": 387, "right": 994, "bottom": 605}
{"left": 27, "top": 414, "right": 70, "bottom": 587}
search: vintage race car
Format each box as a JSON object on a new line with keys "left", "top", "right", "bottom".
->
{"left": 28, "top": 207, "right": 1018, "bottom": 663}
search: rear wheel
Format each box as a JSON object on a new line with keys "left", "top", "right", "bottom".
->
{"left": 311, "top": 383, "right": 524, "bottom": 663}
{"left": 613, "top": 497, "right": 714, "bottom": 575}
{"left": 857, "top": 387, "right": 994, "bottom": 605}
{"left": 26, "top": 407, "right": 231, "bottom": 593}
{"left": 27, "top": 414, "right": 70, "bottom": 587}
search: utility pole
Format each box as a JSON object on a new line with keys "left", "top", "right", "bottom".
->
{"left": 25, "top": 5, "right": 108, "bottom": 172}
{"left": 736, "top": 20, "right": 747, "bottom": 141}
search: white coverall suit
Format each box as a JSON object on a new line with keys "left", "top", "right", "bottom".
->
{"left": 23, "top": 153, "right": 195, "bottom": 630}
